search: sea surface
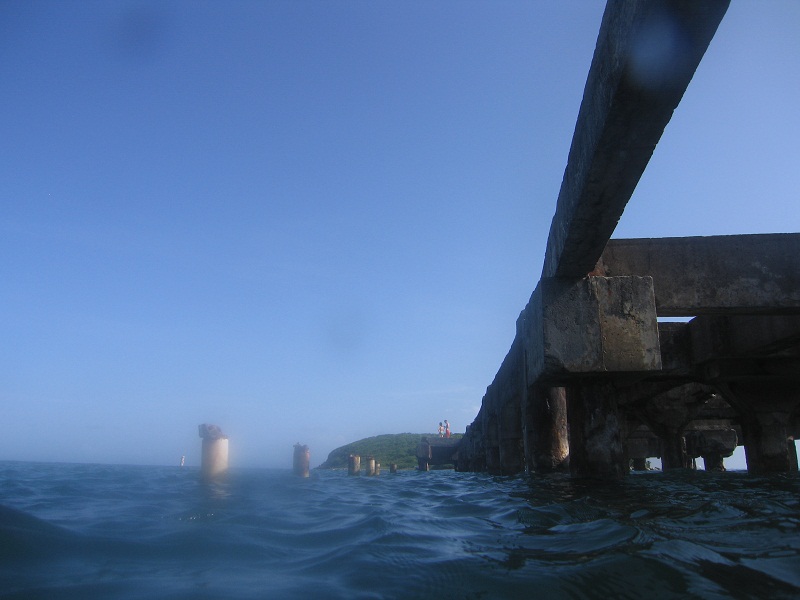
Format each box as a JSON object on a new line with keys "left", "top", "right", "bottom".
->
{"left": 1, "top": 461, "right": 799, "bottom": 599}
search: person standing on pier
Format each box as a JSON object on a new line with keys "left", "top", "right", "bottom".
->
{"left": 438, "top": 422, "right": 444, "bottom": 437}
{"left": 444, "top": 420, "right": 450, "bottom": 438}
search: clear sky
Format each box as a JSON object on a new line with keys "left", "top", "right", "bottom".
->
{"left": 1, "top": 2, "right": 798, "bottom": 469}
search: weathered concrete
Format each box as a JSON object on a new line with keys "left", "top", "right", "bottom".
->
{"left": 543, "top": 0, "right": 730, "bottom": 279}
{"left": 598, "top": 235, "right": 800, "bottom": 316}
{"left": 522, "top": 386, "right": 569, "bottom": 473}
{"left": 690, "top": 315, "right": 800, "bottom": 363}
{"left": 416, "top": 437, "right": 459, "bottom": 471}
{"left": 566, "top": 380, "right": 627, "bottom": 480}
{"left": 199, "top": 423, "right": 229, "bottom": 480}
{"left": 457, "top": 0, "right": 800, "bottom": 480}
{"left": 293, "top": 443, "right": 310, "bottom": 477}
{"left": 526, "top": 276, "right": 662, "bottom": 379}
{"left": 685, "top": 428, "right": 737, "bottom": 471}
{"left": 630, "top": 384, "right": 716, "bottom": 470}
{"left": 714, "top": 381, "right": 799, "bottom": 474}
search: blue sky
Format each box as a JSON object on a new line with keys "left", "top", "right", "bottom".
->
{"left": 1, "top": 2, "right": 798, "bottom": 469}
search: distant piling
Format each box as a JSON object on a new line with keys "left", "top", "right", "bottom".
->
{"left": 365, "top": 457, "right": 376, "bottom": 476}
{"left": 390, "top": 463, "right": 398, "bottom": 474}
{"left": 293, "top": 443, "right": 310, "bottom": 477}
{"left": 374, "top": 462, "right": 381, "bottom": 476}
{"left": 198, "top": 424, "right": 229, "bottom": 480}
{"left": 348, "top": 454, "right": 361, "bottom": 476}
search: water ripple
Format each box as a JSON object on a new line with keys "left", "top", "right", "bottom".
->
{"left": 1, "top": 463, "right": 799, "bottom": 599}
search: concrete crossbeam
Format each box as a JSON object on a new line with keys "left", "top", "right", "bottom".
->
{"left": 542, "top": 0, "right": 730, "bottom": 279}
{"left": 522, "top": 276, "right": 662, "bottom": 383}
{"left": 599, "top": 234, "right": 800, "bottom": 316}
{"left": 689, "top": 315, "right": 800, "bottom": 363}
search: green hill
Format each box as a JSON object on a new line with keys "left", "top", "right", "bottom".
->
{"left": 317, "top": 433, "right": 463, "bottom": 470}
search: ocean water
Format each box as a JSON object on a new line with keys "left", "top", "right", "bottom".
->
{"left": 1, "top": 462, "right": 799, "bottom": 599}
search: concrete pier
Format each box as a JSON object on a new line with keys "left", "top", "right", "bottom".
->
{"left": 456, "top": 1, "right": 800, "bottom": 480}
{"left": 416, "top": 437, "right": 459, "bottom": 471}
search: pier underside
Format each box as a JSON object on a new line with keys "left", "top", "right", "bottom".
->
{"left": 457, "top": 0, "right": 799, "bottom": 478}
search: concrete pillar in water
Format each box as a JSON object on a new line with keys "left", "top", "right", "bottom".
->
{"left": 365, "top": 457, "right": 376, "bottom": 476}
{"left": 523, "top": 385, "right": 569, "bottom": 473}
{"left": 389, "top": 463, "right": 398, "bottom": 474}
{"left": 198, "top": 423, "right": 229, "bottom": 480}
{"left": 566, "top": 381, "right": 626, "bottom": 479}
{"left": 498, "top": 397, "right": 524, "bottom": 475}
{"left": 482, "top": 396, "right": 501, "bottom": 475}
{"left": 703, "top": 453, "right": 725, "bottom": 471}
{"left": 374, "top": 462, "right": 381, "bottom": 476}
{"left": 659, "top": 431, "right": 689, "bottom": 471}
{"left": 741, "top": 411, "right": 795, "bottom": 474}
{"left": 718, "top": 381, "right": 799, "bottom": 474}
{"left": 348, "top": 454, "right": 361, "bottom": 476}
{"left": 684, "top": 429, "right": 737, "bottom": 472}
{"left": 293, "top": 443, "right": 310, "bottom": 477}
{"left": 416, "top": 440, "right": 431, "bottom": 471}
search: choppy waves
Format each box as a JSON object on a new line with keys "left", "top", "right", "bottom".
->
{"left": 1, "top": 462, "right": 799, "bottom": 599}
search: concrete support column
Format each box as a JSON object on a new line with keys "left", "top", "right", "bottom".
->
{"left": 634, "top": 384, "right": 717, "bottom": 471}
{"left": 498, "top": 399, "right": 524, "bottom": 475}
{"left": 416, "top": 440, "right": 431, "bottom": 472}
{"left": 684, "top": 428, "right": 737, "bottom": 472}
{"left": 659, "top": 431, "right": 689, "bottom": 471}
{"left": 293, "top": 444, "right": 310, "bottom": 477}
{"left": 470, "top": 422, "right": 486, "bottom": 472}
{"left": 703, "top": 453, "right": 725, "bottom": 471}
{"left": 201, "top": 437, "right": 229, "bottom": 480}
{"left": 523, "top": 385, "right": 569, "bottom": 473}
{"left": 741, "top": 410, "right": 795, "bottom": 474}
{"left": 566, "top": 381, "right": 626, "bottom": 480}
{"left": 198, "top": 423, "right": 229, "bottom": 480}
{"left": 457, "top": 421, "right": 486, "bottom": 472}
{"left": 483, "top": 405, "right": 501, "bottom": 475}
{"left": 718, "top": 382, "right": 799, "bottom": 474}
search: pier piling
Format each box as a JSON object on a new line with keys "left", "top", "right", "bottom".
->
{"left": 293, "top": 443, "right": 310, "bottom": 477}
{"left": 198, "top": 423, "right": 229, "bottom": 480}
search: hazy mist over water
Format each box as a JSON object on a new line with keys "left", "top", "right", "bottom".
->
{"left": 1, "top": 461, "right": 799, "bottom": 599}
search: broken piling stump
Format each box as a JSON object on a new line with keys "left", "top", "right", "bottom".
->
{"left": 198, "top": 423, "right": 229, "bottom": 480}
{"left": 348, "top": 454, "right": 361, "bottom": 476}
{"left": 293, "top": 443, "right": 310, "bottom": 477}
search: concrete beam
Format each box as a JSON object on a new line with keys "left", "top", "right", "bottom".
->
{"left": 690, "top": 314, "right": 800, "bottom": 363}
{"left": 542, "top": 0, "right": 729, "bottom": 279}
{"left": 522, "top": 276, "right": 662, "bottom": 383}
{"left": 656, "top": 322, "right": 693, "bottom": 376}
{"left": 599, "top": 234, "right": 800, "bottom": 316}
